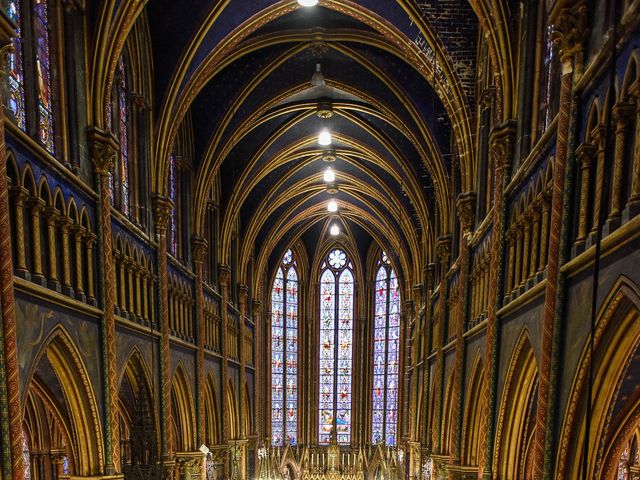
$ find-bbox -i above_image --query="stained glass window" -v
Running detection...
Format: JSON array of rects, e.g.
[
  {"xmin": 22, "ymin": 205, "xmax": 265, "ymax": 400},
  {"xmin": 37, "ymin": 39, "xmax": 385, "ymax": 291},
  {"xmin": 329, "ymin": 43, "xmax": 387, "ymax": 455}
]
[
  {"xmin": 7, "ymin": 1, "xmax": 25, "ymax": 129},
  {"xmin": 272, "ymin": 250, "xmax": 298, "ymax": 446},
  {"xmin": 21, "ymin": 430, "xmax": 31, "ymax": 480},
  {"xmin": 168, "ymin": 152, "xmax": 177, "ymax": 255},
  {"xmin": 319, "ymin": 249, "xmax": 354, "ymax": 445},
  {"xmin": 117, "ymin": 56, "xmax": 130, "ymax": 216},
  {"xmin": 371, "ymin": 255, "xmax": 400, "ymax": 446},
  {"xmin": 33, "ymin": 0, "xmax": 55, "ymax": 153}
]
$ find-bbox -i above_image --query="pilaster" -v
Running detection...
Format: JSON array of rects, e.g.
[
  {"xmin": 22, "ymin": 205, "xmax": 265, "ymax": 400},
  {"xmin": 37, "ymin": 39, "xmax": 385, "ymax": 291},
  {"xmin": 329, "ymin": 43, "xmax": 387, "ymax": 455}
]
[
  {"xmin": 533, "ymin": 2, "xmax": 586, "ymax": 477},
  {"xmin": 191, "ymin": 236, "xmax": 208, "ymax": 447},
  {"xmin": 88, "ymin": 127, "xmax": 120, "ymax": 475}
]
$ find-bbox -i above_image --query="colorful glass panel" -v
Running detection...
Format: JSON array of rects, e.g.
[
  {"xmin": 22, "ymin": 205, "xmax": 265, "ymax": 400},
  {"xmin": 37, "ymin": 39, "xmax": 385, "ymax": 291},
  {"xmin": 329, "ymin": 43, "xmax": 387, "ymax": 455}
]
[
  {"xmin": 7, "ymin": 1, "xmax": 25, "ymax": 129},
  {"xmin": 168, "ymin": 153, "xmax": 177, "ymax": 255},
  {"xmin": 371, "ymin": 263, "xmax": 401, "ymax": 446},
  {"xmin": 318, "ymin": 249, "xmax": 353, "ymax": 445},
  {"xmin": 318, "ymin": 268, "xmax": 335, "ymax": 444},
  {"xmin": 271, "ymin": 267, "xmax": 284, "ymax": 446},
  {"xmin": 271, "ymin": 253, "xmax": 298, "ymax": 446},
  {"xmin": 117, "ymin": 56, "xmax": 130, "ymax": 216},
  {"xmin": 34, "ymin": 0, "xmax": 54, "ymax": 153},
  {"xmin": 336, "ymin": 269, "xmax": 353, "ymax": 444}
]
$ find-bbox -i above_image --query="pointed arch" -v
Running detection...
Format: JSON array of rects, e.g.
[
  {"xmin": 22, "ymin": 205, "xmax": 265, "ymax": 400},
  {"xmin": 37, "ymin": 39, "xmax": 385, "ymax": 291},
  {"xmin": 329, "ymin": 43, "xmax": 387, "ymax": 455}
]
[
  {"xmin": 204, "ymin": 373, "xmax": 221, "ymax": 446},
  {"xmin": 494, "ymin": 329, "xmax": 538, "ymax": 479},
  {"xmin": 462, "ymin": 352, "xmax": 485, "ymax": 466},
  {"xmin": 557, "ymin": 276, "xmax": 640, "ymax": 479},
  {"xmin": 170, "ymin": 364, "xmax": 195, "ymax": 453},
  {"xmin": 24, "ymin": 326, "xmax": 104, "ymax": 475},
  {"xmin": 226, "ymin": 380, "xmax": 238, "ymax": 440}
]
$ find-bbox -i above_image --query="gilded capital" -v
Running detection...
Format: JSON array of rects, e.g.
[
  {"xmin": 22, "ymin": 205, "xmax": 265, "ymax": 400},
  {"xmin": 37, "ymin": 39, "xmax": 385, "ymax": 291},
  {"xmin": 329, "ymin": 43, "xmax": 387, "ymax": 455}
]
[
  {"xmin": 191, "ymin": 236, "xmax": 208, "ymax": 264},
  {"xmin": 252, "ymin": 299, "xmax": 262, "ymax": 318},
  {"xmin": 575, "ymin": 143, "xmax": 597, "ymax": 166},
  {"xmin": 489, "ymin": 123, "xmax": 515, "ymax": 173},
  {"xmin": 88, "ymin": 127, "xmax": 118, "ymax": 177},
  {"xmin": 218, "ymin": 264, "xmax": 231, "ymax": 287},
  {"xmin": 152, "ymin": 195, "xmax": 173, "ymax": 233},
  {"xmin": 550, "ymin": 1, "xmax": 587, "ymax": 66},
  {"xmin": 436, "ymin": 235, "xmax": 452, "ymax": 265},
  {"xmin": 456, "ymin": 191, "xmax": 477, "ymax": 233}
]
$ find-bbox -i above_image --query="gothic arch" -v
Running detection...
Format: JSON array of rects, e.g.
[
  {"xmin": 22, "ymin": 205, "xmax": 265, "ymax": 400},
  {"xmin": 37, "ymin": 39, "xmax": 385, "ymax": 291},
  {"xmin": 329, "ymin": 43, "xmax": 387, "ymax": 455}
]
[
  {"xmin": 494, "ymin": 329, "xmax": 538, "ymax": 479},
  {"xmin": 226, "ymin": 380, "xmax": 239, "ymax": 440},
  {"xmin": 170, "ymin": 364, "xmax": 195, "ymax": 453},
  {"xmin": 462, "ymin": 352, "xmax": 485, "ymax": 466},
  {"xmin": 557, "ymin": 276, "xmax": 640, "ymax": 479},
  {"xmin": 24, "ymin": 326, "xmax": 104, "ymax": 475},
  {"xmin": 204, "ymin": 373, "xmax": 221, "ymax": 446}
]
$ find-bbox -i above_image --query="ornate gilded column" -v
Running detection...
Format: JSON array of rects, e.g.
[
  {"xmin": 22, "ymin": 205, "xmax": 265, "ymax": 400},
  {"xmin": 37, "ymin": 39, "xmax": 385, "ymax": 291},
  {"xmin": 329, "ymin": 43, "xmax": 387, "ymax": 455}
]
[
  {"xmin": 238, "ymin": 284, "xmax": 248, "ymax": 440},
  {"xmin": 588, "ymin": 126, "xmax": 607, "ymax": 242},
  {"xmin": 45, "ymin": 207, "xmax": 59, "ymax": 288},
  {"xmin": 152, "ymin": 195, "xmax": 174, "ymax": 471},
  {"xmin": 573, "ymin": 143, "xmax": 596, "ymax": 250},
  {"xmin": 218, "ymin": 264, "xmax": 231, "ymax": 475},
  {"xmin": 85, "ymin": 232, "xmax": 96, "ymax": 304},
  {"xmin": 421, "ymin": 264, "xmax": 435, "ymax": 450},
  {"xmin": 10, "ymin": 185, "xmax": 27, "ymax": 277},
  {"xmin": 626, "ymin": 81, "xmax": 640, "ymax": 216},
  {"xmin": 88, "ymin": 127, "xmax": 120, "ymax": 474},
  {"xmin": 192, "ymin": 236, "xmax": 208, "ymax": 446},
  {"xmin": 449, "ymin": 192, "xmax": 475, "ymax": 468},
  {"xmin": 538, "ymin": 194, "xmax": 551, "ymax": 273},
  {"xmin": 529, "ymin": 208, "xmax": 541, "ymax": 282},
  {"xmin": 432, "ymin": 235, "xmax": 451, "ymax": 454},
  {"xmin": 480, "ymin": 122, "xmax": 514, "ymax": 480},
  {"xmin": 73, "ymin": 225, "xmax": 85, "ymax": 300},
  {"xmin": 29, "ymin": 196, "xmax": 45, "ymax": 284},
  {"xmin": 253, "ymin": 300, "xmax": 263, "ymax": 441},
  {"xmin": 606, "ymin": 102, "xmax": 634, "ymax": 230},
  {"xmin": 0, "ymin": 34, "xmax": 25, "ymax": 480},
  {"xmin": 533, "ymin": 3, "xmax": 586, "ymax": 477}
]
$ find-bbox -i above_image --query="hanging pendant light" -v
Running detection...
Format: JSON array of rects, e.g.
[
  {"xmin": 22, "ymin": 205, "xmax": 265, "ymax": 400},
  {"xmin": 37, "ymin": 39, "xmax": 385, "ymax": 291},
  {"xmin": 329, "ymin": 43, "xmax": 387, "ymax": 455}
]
[
  {"xmin": 327, "ymin": 200, "xmax": 338, "ymax": 212},
  {"xmin": 298, "ymin": 0, "xmax": 318, "ymax": 6},
  {"xmin": 311, "ymin": 63, "xmax": 325, "ymax": 87},
  {"xmin": 330, "ymin": 224, "xmax": 340, "ymax": 236},
  {"xmin": 323, "ymin": 168, "xmax": 336, "ymax": 183}
]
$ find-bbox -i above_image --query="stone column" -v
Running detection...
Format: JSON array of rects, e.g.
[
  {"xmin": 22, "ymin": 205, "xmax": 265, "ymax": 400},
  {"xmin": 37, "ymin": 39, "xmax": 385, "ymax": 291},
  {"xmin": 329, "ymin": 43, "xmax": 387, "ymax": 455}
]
[
  {"xmin": 573, "ymin": 143, "xmax": 596, "ymax": 251},
  {"xmin": 421, "ymin": 264, "xmax": 435, "ymax": 449},
  {"xmin": 88, "ymin": 127, "xmax": 120, "ymax": 474},
  {"xmin": 606, "ymin": 102, "xmax": 633, "ymax": 231},
  {"xmin": 45, "ymin": 207, "xmax": 59, "ymax": 289},
  {"xmin": 432, "ymin": 235, "xmax": 450, "ymax": 454},
  {"xmin": 481, "ymin": 122, "xmax": 514, "ymax": 480},
  {"xmin": 152, "ymin": 195, "xmax": 174, "ymax": 466},
  {"xmin": 218, "ymin": 264, "xmax": 231, "ymax": 476},
  {"xmin": 10, "ymin": 186, "xmax": 28, "ymax": 277},
  {"xmin": 0, "ymin": 36, "xmax": 25, "ymax": 480},
  {"xmin": 449, "ymin": 192, "xmax": 475, "ymax": 467},
  {"xmin": 29, "ymin": 196, "xmax": 45, "ymax": 284},
  {"xmin": 588, "ymin": 126, "xmax": 607, "ymax": 242},
  {"xmin": 192, "ymin": 236, "xmax": 208, "ymax": 447},
  {"xmin": 533, "ymin": 3, "xmax": 586, "ymax": 477},
  {"xmin": 253, "ymin": 300, "xmax": 263, "ymax": 441},
  {"xmin": 626, "ymin": 81, "xmax": 640, "ymax": 217},
  {"xmin": 238, "ymin": 284, "xmax": 248, "ymax": 440}
]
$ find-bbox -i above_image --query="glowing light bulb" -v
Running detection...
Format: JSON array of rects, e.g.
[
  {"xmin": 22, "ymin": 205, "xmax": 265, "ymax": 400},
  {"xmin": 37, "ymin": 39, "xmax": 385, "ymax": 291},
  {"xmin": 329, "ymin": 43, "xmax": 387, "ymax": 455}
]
[
  {"xmin": 330, "ymin": 225, "xmax": 340, "ymax": 236},
  {"xmin": 318, "ymin": 128, "xmax": 332, "ymax": 146},
  {"xmin": 323, "ymin": 168, "xmax": 336, "ymax": 183},
  {"xmin": 327, "ymin": 200, "xmax": 338, "ymax": 212},
  {"xmin": 298, "ymin": 0, "xmax": 318, "ymax": 6}
]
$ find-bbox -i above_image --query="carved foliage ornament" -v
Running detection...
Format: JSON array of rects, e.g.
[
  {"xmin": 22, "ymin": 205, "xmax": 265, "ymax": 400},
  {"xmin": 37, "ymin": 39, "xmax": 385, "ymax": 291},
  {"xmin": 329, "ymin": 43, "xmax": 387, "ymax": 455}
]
[{"xmin": 550, "ymin": 1, "xmax": 588, "ymax": 65}]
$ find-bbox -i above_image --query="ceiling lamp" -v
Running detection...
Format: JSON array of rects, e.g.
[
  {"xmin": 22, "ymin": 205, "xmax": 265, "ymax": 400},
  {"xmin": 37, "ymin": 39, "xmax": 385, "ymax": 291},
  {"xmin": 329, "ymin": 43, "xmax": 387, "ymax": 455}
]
[
  {"xmin": 327, "ymin": 200, "xmax": 338, "ymax": 212},
  {"xmin": 319, "ymin": 128, "xmax": 332, "ymax": 146},
  {"xmin": 330, "ymin": 224, "xmax": 340, "ymax": 236},
  {"xmin": 311, "ymin": 63, "xmax": 325, "ymax": 87},
  {"xmin": 298, "ymin": 0, "xmax": 318, "ymax": 6},
  {"xmin": 323, "ymin": 168, "xmax": 336, "ymax": 183}
]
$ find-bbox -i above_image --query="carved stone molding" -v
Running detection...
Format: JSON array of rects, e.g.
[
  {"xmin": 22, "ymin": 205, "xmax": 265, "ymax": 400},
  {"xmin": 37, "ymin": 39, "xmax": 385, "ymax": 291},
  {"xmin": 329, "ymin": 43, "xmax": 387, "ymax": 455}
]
[
  {"xmin": 88, "ymin": 127, "xmax": 118, "ymax": 177},
  {"xmin": 191, "ymin": 236, "xmax": 208, "ymax": 264},
  {"xmin": 218, "ymin": 264, "xmax": 231, "ymax": 288},
  {"xmin": 152, "ymin": 195, "xmax": 173, "ymax": 233},
  {"xmin": 489, "ymin": 123, "xmax": 516, "ymax": 173},
  {"xmin": 551, "ymin": 1, "xmax": 588, "ymax": 65},
  {"xmin": 456, "ymin": 192, "xmax": 477, "ymax": 233}
]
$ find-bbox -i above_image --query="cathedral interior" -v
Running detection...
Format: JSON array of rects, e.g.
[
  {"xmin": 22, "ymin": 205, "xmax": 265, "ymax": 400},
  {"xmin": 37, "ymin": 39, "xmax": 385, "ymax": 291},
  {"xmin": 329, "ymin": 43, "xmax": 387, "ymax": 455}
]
[{"xmin": 1, "ymin": 0, "xmax": 640, "ymax": 479}]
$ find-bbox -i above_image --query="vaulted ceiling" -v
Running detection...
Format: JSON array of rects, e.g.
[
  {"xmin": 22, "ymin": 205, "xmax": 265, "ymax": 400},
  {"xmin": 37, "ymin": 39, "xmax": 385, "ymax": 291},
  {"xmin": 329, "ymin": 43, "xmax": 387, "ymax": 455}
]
[{"xmin": 91, "ymin": 0, "xmax": 504, "ymax": 290}]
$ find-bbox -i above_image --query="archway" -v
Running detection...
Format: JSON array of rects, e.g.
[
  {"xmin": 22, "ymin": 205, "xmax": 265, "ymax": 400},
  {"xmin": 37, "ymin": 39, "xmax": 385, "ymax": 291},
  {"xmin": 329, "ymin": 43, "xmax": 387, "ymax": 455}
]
[
  {"xmin": 557, "ymin": 277, "xmax": 640, "ymax": 479},
  {"xmin": 23, "ymin": 327, "xmax": 104, "ymax": 476},
  {"xmin": 494, "ymin": 330, "xmax": 538, "ymax": 479},
  {"xmin": 170, "ymin": 365, "xmax": 195, "ymax": 453}
]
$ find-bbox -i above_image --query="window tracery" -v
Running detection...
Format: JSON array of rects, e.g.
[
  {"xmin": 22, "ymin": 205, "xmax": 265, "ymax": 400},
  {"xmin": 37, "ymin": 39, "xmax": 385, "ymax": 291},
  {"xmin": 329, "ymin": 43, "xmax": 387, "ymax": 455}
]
[
  {"xmin": 272, "ymin": 249, "xmax": 298, "ymax": 446},
  {"xmin": 371, "ymin": 253, "xmax": 400, "ymax": 446},
  {"xmin": 319, "ymin": 248, "xmax": 354, "ymax": 445}
]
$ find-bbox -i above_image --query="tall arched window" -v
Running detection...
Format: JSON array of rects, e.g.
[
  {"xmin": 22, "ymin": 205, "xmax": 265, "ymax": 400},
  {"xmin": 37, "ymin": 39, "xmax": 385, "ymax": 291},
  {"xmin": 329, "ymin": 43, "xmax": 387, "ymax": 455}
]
[
  {"xmin": 319, "ymin": 248, "xmax": 354, "ymax": 445},
  {"xmin": 109, "ymin": 54, "xmax": 132, "ymax": 215},
  {"xmin": 33, "ymin": 0, "xmax": 55, "ymax": 153},
  {"xmin": 371, "ymin": 253, "xmax": 400, "ymax": 445},
  {"xmin": 7, "ymin": 0, "xmax": 26, "ymax": 130},
  {"xmin": 271, "ymin": 249, "xmax": 298, "ymax": 446}
]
